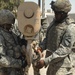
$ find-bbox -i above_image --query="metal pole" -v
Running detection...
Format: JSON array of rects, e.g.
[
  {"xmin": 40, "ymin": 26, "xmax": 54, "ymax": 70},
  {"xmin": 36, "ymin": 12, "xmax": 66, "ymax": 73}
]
[
  {"xmin": 38, "ymin": 0, "xmax": 41, "ymax": 7},
  {"xmin": 42, "ymin": 0, "xmax": 45, "ymax": 18}
]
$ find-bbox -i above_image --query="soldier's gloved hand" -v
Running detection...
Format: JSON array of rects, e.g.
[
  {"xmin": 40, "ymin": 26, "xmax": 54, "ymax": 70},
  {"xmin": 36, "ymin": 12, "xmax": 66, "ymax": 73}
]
[
  {"xmin": 21, "ymin": 56, "xmax": 28, "ymax": 68},
  {"xmin": 36, "ymin": 60, "xmax": 45, "ymax": 69},
  {"xmin": 22, "ymin": 59, "xmax": 28, "ymax": 68}
]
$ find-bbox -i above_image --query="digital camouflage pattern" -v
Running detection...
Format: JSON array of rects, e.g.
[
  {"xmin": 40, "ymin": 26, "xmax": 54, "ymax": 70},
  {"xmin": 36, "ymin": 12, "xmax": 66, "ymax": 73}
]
[
  {"xmin": 51, "ymin": 0, "xmax": 71, "ymax": 13},
  {"xmin": 39, "ymin": 16, "xmax": 75, "ymax": 75},
  {"xmin": 0, "ymin": 27, "xmax": 25, "ymax": 75},
  {"xmin": 0, "ymin": 9, "xmax": 15, "ymax": 25},
  {"xmin": 0, "ymin": 9, "xmax": 25, "ymax": 75},
  {"xmin": 30, "ymin": 17, "xmax": 48, "ymax": 75},
  {"xmin": 31, "ymin": 38, "xmax": 41, "ymax": 75}
]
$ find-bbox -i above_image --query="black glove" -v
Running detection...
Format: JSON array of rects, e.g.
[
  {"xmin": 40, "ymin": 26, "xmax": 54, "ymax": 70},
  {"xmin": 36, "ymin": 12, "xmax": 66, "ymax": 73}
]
[{"xmin": 21, "ymin": 56, "xmax": 28, "ymax": 68}]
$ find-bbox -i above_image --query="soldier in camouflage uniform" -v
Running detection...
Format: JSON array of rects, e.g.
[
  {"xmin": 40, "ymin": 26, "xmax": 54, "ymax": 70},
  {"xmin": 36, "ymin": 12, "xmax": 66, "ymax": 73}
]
[
  {"xmin": 36, "ymin": 0, "xmax": 75, "ymax": 75},
  {"xmin": 31, "ymin": 17, "xmax": 49, "ymax": 75},
  {"xmin": 39, "ymin": 17, "xmax": 49, "ymax": 43},
  {"xmin": 31, "ymin": 40, "xmax": 40, "ymax": 75},
  {"xmin": 0, "ymin": 9, "xmax": 27, "ymax": 75}
]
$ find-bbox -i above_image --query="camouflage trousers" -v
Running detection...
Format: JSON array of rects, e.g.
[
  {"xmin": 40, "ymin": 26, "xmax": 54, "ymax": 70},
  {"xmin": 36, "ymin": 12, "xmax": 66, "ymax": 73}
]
[
  {"xmin": 47, "ymin": 64, "xmax": 75, "ymax": 75},
  {"xmin": 0, "ymin": 67, "xmax": 24, "ymax": 75}
]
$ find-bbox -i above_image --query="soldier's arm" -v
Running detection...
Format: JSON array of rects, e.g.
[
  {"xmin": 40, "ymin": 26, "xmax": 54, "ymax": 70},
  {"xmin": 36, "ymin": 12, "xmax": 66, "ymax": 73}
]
[
  {"xmin": 44, "ymin": 24, "xmax": 75, "ymax": 66},
  {"xmin": 39, "ymin": 24, "xmax": 51, "ymax": 51},
  {"xmin": 39, "ymin": 38, "xmax": 47, "ymax": 51},
  {"xmin": 0, "ymin": 35, "xmax": 22, "ymax": 68}
]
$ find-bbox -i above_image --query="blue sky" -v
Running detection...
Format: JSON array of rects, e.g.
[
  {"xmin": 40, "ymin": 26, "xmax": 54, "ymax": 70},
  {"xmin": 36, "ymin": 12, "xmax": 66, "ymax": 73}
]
[{"xmin": 24, "ymin": 0, "xmax": 75, "ymax": 13}]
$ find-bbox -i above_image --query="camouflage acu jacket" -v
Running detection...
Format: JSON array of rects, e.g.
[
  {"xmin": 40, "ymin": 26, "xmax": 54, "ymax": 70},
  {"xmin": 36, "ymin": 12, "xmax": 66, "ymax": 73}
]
[
  {"xmin": 40, "ymin": 16, "xmax": 75, "ymax": 68},
  {"xmin": 0, "ymin": 27, "xmax": 25, "ymax": 68}
]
